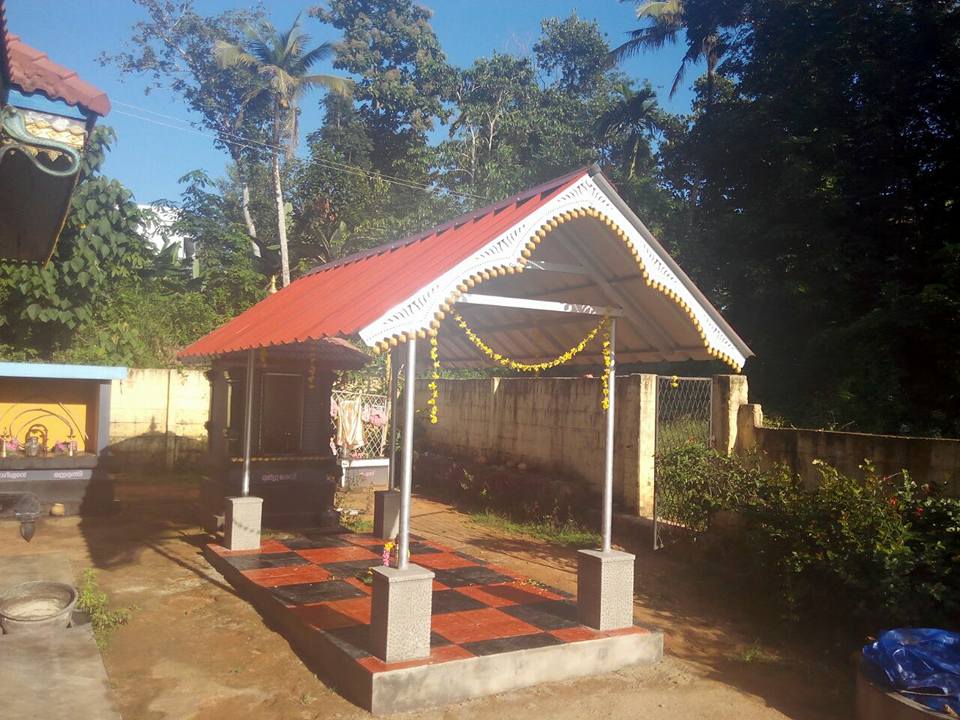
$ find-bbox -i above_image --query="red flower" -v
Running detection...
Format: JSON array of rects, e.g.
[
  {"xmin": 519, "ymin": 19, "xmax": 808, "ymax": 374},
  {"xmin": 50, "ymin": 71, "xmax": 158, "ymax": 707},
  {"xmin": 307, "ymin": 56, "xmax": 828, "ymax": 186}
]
[
  {"xmin": 888, "ymin": 497, "xmax": 898, "ymax": 508},
  {"xmin": 915, "ymin": 507, "xmax": 924, "ymax": 518}
]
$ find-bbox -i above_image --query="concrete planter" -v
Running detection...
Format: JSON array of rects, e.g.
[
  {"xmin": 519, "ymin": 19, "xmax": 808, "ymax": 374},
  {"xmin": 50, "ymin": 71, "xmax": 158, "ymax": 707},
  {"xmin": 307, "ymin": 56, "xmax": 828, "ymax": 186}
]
[
  {"xmin": 340, "ymin": 457, "xmax": 389, "ymax": 488},
  {"xmin": 0, "ymin": 581, "xmax": 78, "ymax": 635}
]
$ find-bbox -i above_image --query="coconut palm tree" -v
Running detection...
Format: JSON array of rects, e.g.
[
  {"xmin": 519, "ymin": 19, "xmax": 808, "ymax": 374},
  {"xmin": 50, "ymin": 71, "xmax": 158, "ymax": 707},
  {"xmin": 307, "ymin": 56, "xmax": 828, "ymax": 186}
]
[
  {"xmin": 214, "ymin": 15, "xmax": 350, "ymax": 287},
  {"xmin": 610, "ymin": 1, "xmax": 720, "ymax": 102},
  {"xmin": 595, "ymin": 85, "xmax": 663, "ymax": 179}
]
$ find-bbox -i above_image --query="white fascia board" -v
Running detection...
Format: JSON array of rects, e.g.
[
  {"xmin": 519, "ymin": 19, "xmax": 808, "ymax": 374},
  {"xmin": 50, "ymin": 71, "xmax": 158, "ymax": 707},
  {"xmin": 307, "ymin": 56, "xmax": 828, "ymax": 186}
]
[{"xmin": 358, "ymin": 174, "xmax": 747, "ymax": 370}]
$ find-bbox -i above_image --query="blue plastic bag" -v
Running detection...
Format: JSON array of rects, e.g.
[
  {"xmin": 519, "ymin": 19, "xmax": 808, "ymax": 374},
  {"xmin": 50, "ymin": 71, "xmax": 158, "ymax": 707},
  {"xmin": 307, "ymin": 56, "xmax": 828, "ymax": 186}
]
[{"xmin": 862, "ymin": 628, "xmax": 960, "ymax": 715}]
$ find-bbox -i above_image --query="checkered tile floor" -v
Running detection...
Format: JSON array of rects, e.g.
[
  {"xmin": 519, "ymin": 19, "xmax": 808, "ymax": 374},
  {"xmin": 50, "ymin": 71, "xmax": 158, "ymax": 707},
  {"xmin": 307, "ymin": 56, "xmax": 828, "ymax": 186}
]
[{"xmin": 206, "ymin": 531, "xmax": 647, "ymax": 674}]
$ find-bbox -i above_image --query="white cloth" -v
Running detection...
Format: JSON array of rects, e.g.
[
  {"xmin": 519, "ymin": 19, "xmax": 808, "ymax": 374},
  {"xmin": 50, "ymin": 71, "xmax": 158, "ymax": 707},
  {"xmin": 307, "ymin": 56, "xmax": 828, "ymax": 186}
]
[{"xmin": 336, "ymin": 399, "xmax": 365, "ymax": 451}]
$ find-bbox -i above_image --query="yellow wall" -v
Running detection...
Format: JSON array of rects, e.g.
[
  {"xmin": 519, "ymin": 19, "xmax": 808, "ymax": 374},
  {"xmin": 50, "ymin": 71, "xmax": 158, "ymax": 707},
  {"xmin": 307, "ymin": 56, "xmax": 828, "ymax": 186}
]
[{"xmin": 0, "ymin": 378, "xmax": 95, "ymax": 452}]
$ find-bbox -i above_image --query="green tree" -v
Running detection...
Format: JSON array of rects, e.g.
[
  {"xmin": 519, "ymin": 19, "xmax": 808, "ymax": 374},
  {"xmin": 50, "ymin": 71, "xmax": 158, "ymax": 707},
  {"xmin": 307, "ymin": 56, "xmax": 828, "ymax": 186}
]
[
  {"xmin": 657, "ymin": 0, "xmax": 960, "ymax": 435},
  {"xmin": 214, "ymin": 15, "xmax": 350, "ymax": 287},
  {"xmin": 310, "ymin": 0, "xmax": 451, "ymax": 179},
  {"xmin": 102, "ymin": 0, "xmax": 272, "ymax": 257}
]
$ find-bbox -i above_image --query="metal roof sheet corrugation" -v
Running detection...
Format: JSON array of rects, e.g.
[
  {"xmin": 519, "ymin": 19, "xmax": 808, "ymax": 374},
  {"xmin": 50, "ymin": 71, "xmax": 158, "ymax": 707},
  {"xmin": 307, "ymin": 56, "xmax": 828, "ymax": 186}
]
[
  {"xmin": 179, "ymin": 170, "xmax": 589, "ymax": 359},
  {"xmin": 0, "ymin": 13, "xmax": 110, "ymax": 117}
]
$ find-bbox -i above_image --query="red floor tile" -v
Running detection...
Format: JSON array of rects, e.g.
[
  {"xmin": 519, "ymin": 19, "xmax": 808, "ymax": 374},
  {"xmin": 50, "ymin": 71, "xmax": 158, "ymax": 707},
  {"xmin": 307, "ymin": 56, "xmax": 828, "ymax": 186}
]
[
  {"xmin": 410, "ymin": 552, "xmax": 476, "ymax": 570},
  {"xmin": 456, "ymin": 582, "xmax": 561, "ymax": 608},
  {"xmin": 243, "ymin": 565, "xmax": 332, "ymax": 587},
  {"xmin": 343, "ymin": 576, "xmax": 374, "ymax": 595},
  {"xmin": 431, "ymin": 608, "xmax": 540, "ymax": 645},
  {"xmin": 432, "ymin": 579, "xmax": 448, "ymax": 591},
  {"xmin": 357, "ymin": 643, "xmax": 475, "ymax": 674},
  {"xmin": 291, "ymin": 602, "xmax": 365, "ymax": 631},
  {"xmin": 295, "ymin": 546, "xmax": 379, "ymax": 564},
  {"xmin": 550, "ymin": 626, "xmax": 601, "ymax": 643},
  {"xmin": 322, "ymin": 596, "xmax": 372, "ymax": 624}
]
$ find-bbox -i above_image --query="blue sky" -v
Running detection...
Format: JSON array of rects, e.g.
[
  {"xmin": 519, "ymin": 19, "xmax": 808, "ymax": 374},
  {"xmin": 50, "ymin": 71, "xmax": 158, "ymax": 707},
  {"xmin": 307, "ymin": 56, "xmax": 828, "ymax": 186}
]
[{"xmin": 6, "ymin": 0, "xmax": 696, "ymax": 203}]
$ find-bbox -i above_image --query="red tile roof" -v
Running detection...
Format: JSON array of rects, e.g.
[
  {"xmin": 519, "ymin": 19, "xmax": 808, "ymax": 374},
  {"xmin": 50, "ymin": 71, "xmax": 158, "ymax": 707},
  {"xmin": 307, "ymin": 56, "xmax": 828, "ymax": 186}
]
[
  {"xmin": 0, "ymin": 2, "xmax": 110, "ymax": 117},
  {"xmin": 179, "ymin": 169, "xmax": 590, "ymax": 360}
]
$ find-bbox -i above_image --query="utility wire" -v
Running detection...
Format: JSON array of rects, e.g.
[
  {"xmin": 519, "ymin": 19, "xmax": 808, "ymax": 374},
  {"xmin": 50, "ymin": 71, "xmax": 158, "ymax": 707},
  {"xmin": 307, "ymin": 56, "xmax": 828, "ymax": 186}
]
[{"xmin": 112, "ymin": 101, "xmax": 490, "ymax": 203}]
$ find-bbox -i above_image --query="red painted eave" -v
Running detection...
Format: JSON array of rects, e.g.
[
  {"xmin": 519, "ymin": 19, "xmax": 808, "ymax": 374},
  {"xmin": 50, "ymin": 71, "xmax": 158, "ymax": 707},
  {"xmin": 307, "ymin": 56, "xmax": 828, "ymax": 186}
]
[{"xmin": 178, "ymin": 169, "xmax": 591, "ymax": 360}]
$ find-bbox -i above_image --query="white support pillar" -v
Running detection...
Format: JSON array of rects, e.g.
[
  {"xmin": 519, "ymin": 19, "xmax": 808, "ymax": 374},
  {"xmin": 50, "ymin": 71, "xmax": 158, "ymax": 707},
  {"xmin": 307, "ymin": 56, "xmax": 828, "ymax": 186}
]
[
  {"xmin": 226, "ymin": 348, "xmax": 262, "ymax": 551},
  {"xmin": 370, "ymin": 338, "xmax": 433, "ymax": 662},
  {"xmin": 602, "ymin": 318, "xmax": 616, "ymax": 552},
  {"xmin": 578, "ymin": 317, "xmax": 635, "ymax": 630},
  {"xmin": 398, "ymin": 339, "xmax": 416, "ymax": 569},
  {"xmin": 241, "ymin": 348, "xmax": 255, "ymax": 497},
  {"xmin": 387, "ymin": 349, "xmax": 400, "ymax": 491}
]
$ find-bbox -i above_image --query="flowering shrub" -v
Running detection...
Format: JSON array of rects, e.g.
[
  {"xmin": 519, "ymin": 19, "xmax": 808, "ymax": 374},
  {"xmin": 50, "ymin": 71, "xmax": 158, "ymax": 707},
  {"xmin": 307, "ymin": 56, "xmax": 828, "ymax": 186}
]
[{"xmin": 655, "ymin": 445, "xmax": 960, "ymax": 634}]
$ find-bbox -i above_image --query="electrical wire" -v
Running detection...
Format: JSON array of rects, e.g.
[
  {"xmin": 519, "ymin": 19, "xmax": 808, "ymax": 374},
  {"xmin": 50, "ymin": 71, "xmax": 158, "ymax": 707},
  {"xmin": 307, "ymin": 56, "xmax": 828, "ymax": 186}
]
[{"xmin": 111, "ymin": 100, "xmax": 490, "ymax": 203}]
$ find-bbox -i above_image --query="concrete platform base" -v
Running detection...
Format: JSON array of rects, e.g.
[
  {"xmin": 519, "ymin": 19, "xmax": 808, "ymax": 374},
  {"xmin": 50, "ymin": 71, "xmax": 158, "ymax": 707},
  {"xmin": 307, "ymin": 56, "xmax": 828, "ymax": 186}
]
[
  {"xmin": 370, "ymin": 564, "xmax": 434, "ymax": 662},
  {"xmin": 373, "ymin": 489, "xmax": 400, "ymax": 540},
  {"xmin": 224, "ymin": 495, "xmax": 262, "ymax": 551},
  {"xmin": 371, "ymin": 627, "xmax": 661, "ymax": 714},
  {"xmin": 204, "ymin": 534, "xmax": 662, "ymax": 715},
  {"xmin": 577, "ymin": 549, "xmax": 636, "ymax": 630}
]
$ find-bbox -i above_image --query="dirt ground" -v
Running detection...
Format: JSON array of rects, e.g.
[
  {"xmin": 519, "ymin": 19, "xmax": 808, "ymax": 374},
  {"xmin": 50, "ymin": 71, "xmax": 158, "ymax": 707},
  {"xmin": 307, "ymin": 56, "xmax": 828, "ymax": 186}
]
[{"xmin": 0, "ymin": 480, "xmax": 853, "ymax": 720}]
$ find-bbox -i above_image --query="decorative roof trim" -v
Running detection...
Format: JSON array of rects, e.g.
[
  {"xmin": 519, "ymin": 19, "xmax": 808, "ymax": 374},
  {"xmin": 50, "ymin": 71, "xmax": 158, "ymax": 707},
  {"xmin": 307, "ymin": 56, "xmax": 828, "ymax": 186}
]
[{"xmin": 358, "ymin": 173, "xmax": 750, "ymax": 371}]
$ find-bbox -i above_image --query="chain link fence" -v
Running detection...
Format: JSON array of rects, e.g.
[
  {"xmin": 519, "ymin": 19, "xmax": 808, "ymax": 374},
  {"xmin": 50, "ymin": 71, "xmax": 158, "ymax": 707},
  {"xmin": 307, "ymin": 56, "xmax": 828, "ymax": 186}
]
[
  {"xmin": 653, "ymin": 376, "xmax": 712, "ymax": 549},
  {"xmin": 331, "ymin": 390, "xmax": 390, "ymax": 460}
]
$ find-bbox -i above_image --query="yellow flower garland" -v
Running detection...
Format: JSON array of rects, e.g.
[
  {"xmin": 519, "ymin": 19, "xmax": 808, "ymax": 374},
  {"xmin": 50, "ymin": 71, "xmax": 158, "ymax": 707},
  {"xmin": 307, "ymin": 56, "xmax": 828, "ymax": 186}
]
[
  {"xmin": 453, "ymin": 312, "xmax": 609, "ymax": 373},
  {"xmin": 428, "ymin": 334, "xmax": 440, "ymax": 424},
  {"xmin": 600, "ymin": 325, "xmax": 612, "ymax": 410}
]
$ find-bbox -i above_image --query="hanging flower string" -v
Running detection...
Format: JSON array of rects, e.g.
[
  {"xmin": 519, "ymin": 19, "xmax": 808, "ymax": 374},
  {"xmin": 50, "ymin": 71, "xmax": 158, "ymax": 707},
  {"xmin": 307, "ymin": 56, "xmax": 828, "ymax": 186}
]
[
  {"xmin": 453, "ymin": 313, "xmax": 609, "ymax": 373},
  {"xmin": 600, "ymin": 322, "xmax": 612, "ymax": 410},
  {"xmin": 428, "ymin": 334, "xmax": 440, "ymax": 424}
]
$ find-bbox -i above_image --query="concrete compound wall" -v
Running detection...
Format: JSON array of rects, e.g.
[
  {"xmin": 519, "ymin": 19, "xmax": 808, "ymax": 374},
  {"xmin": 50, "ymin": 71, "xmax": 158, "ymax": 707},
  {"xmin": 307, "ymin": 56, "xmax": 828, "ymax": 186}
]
[
  {"xmin": 414, "ymin": 375, "xmax": 657, "ymax": 516},
  {"xmin": 736, "ymin": 403, "xmax": 960, "ymax": 496},
  {"xmin": 107, "ymin": 368, "xmax": 210, "ymax": 469}
]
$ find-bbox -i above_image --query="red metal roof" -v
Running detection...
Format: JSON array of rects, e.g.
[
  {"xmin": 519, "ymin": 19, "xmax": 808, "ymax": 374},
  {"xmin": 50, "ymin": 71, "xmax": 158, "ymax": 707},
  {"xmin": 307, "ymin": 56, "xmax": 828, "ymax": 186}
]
[
  {"xmin": 0, "ymin": 2, "xmax": 110, "ymax": 117},
  {"xmin": 179, "ymin": 169, "xmax": 590, "ymax": 360}
]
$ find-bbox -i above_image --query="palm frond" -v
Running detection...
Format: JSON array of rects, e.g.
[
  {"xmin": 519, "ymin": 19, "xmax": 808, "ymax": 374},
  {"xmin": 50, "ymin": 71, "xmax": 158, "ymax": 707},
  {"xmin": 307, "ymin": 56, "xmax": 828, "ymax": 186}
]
[
  {"xmin": 292, "ymin": 42, "xmax": 336, "ymax": 74},
  {"xmin": 213, "ymin": 40, "xmax": 258, "ymax": 69},
  {"xmin": 301, "ymin": 73, "xmax": 352, "ymax": 97},
  {"xmin": 636, "ymin": 0, "xmax": 682, "ymax": 21}
]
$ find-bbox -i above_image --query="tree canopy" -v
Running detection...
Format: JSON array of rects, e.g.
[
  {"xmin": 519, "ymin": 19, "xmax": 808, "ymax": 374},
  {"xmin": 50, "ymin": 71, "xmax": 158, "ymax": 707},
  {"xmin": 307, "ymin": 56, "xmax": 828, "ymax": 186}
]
[{"xmin": 3, "ymin": 0, "xmax": 957, "ymax": 438}]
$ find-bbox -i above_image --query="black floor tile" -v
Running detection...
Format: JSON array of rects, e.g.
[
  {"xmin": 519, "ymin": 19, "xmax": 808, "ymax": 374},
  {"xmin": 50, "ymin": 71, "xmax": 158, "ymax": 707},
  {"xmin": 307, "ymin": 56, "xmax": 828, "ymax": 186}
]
[
  {"xmin": 409, "ymin": 541, "xmax": 442, "ymax": 554},
  {"xmin": 430, "ymin": 631, "xmax": 452, "ymax": 647},
  {"xmin": 324, "ymin": 624, "xmax": 371, "ymax": 659},
  {"xmin": 270, "ymin": 580, "xmax": 366, "ymax": 605},
  {"xmin": 500, "ymin": 601, "xmax": 580, "ymax": 630},
  {"xmin": 462, "ymin": 632, "xmax": 562, "ymax": 656},
  {"xmin": 223, "ymin": 552, "xmax": 311, "ymax": 571},
  {"xmin": 432, "ymin": 566, "xmax": 514, "ymax": 589},
  {"xmin": 282, "ymin": 535, "xmax": 351, "ymax": 549},
  {"xmin": 431, "ymin": 589, "xmax": 487, "ymax": 615},
  {"xmin": 323, "ymin": 559, "xmax": 384, "ymax": 577},
  {"xmin": 453, "ymin": 550, "xmax": 486, "ymax": 564}
]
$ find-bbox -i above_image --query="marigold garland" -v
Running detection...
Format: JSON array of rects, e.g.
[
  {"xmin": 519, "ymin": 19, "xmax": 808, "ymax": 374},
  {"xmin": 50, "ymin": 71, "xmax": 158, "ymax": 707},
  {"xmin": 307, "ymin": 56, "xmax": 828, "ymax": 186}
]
[
  {"xmin": 427, "ymin": 334, "xmax": 440, "ymax": 424},
  {"xmin": 600, "ymin": 324, "xmax": 612, "ymax": 410},
  {"xmin": 453, "ymin": 312, "xmax": 609, "ymax": 374}
]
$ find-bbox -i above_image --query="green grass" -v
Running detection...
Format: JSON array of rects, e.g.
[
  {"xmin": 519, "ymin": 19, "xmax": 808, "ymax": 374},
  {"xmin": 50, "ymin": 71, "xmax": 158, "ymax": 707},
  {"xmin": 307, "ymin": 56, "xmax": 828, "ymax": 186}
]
[
  {"xmin": 469, "ymin": 511, "xmax": 600, "ymax": 548},
  {"xmin": 734, "ymin": 641, "xmax": 782, "ymax": 664},
  {"xmin": 76, "ymin": 569, "xmax": 130, "ymax": 649},
  {"xmin": 341, "ymin": 515, "xmax": 373, "ymax": 533}
]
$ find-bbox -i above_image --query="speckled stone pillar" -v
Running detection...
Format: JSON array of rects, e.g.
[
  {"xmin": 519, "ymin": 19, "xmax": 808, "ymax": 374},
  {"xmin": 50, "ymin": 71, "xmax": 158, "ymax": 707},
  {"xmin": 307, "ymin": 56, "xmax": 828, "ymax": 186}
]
[
  {"xmin": 224, "ymin": 496, "xmax": 262, "ymax": 551},
  {"xmin": 577, "ymin": 549, "xmax": 635, "ymax": 630},
  {"xmin": 370, "ymin": 564, "xmax": 434, "ymax": 662},
  {"xmin": 373, "ymin": 489, "xmax": 401, "ymax": 540}
]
